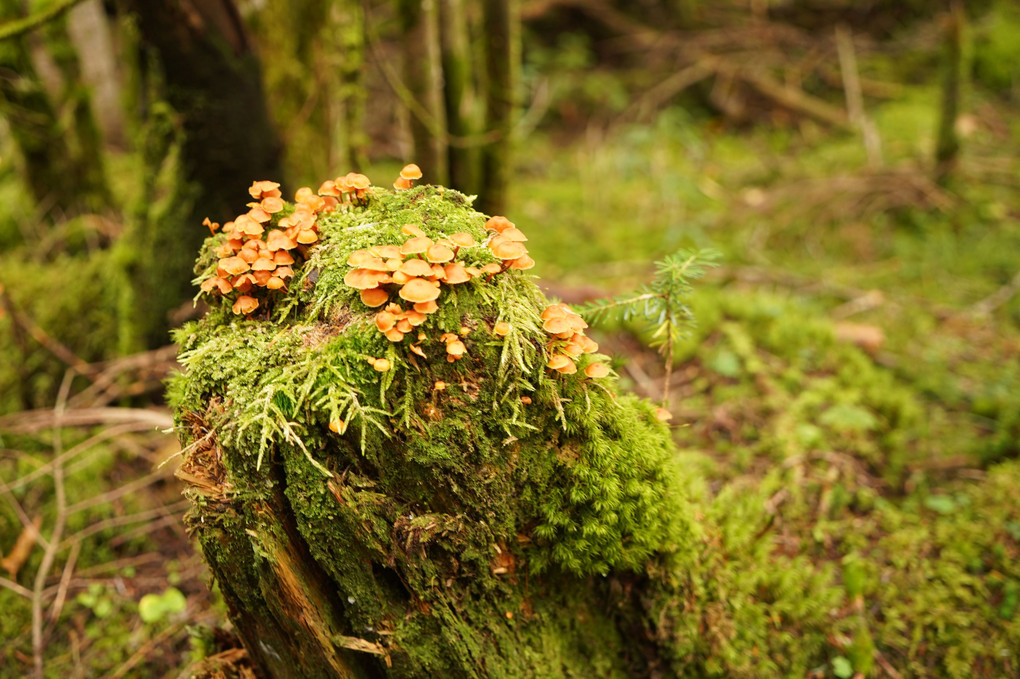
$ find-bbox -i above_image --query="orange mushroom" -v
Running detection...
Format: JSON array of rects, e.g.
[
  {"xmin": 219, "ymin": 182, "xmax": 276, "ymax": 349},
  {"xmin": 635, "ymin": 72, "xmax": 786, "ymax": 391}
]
[
  {"xmin": 344, "ymin": 269, "xmax": 386, "ymax": 290},
  {"xmin": 261, "ymin": 196, "xmax": 285, "ymax": 213},
  {"xmin": 394, "ymin": 177, "xmax": 413, "ymax": 191},
  {"xmin": 360, "ymin": 288, "xmax": 390, "ymax": 307},
  {"xmin": 443, "ymin": 262, "xmax": 472, "ymax": 284},
  {"xmin": 400, "ymin": 163, "xmax": 423, "ymax": 181},
  {"xmin": 547, "ymin": 354, "xmax": 574, "ymax": 372},
  {"xmin": 426, "ymin": 243, "xmax": 455, "ymax": 263},
  {"xmin": 508, "ymin": 255, "xmax": 535, "ymax": 270},
  {"xmin": 220, "ymin": 256, "xmax": 250, "ymax": 276},
  {"xmin": 491, "ymin": 240, "xmax": 527, "ymax": 261},
  {"xmin": 493, "ymin": 321, "xmax": 510, "ymax": 337},
  {"xmin": 399, "ymin": 278, "xmax": 441, "ymax": 303},
  {"xmin": 484, "ymin": 216, "xmax": 513, "ymax": 233},
  {"xmin": 373, "ymin": 358, "xmax": 391, "ymax": 372},
  {"xmin": 399, "ymin": 258, "xmax": 434, "ymax": 278},
  {"xmin": 449, "ymin": 232, "xmax": 475, "ymax": 248},
  {"xmin": 232, "ymin": 295, "xmax": 259, "ymax": 315},
  {"xmin": 400, "ymin": 236, "xmax": 433, "ymax": 256},
  {"xmin": 266, "ymin": 276, "xmax": 286, "ymax": 290},
  {"xmin": 584, "ymin": 363, "xmax": 610, "ymax": 378},
  {"xmin": 414, "ymin": 300, "xmax": 439, "ymax": 314}
]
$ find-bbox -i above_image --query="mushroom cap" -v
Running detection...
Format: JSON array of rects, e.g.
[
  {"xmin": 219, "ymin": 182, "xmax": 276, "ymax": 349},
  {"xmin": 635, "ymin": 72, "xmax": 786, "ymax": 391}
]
[
  {"xmin": 273, "ymin": 249, "xmax": 296, "ymax": 265},
  {"xmin": 508, "ymin": 254, "xmax": 535, "ymax": 270},
  {"xmin": 348, "ymin": 251, "xmax": 388, "ymax": 271},
  {"xmin": 404, "ymin": 310, "xmax": 427, "ymax": 326},
  {"xmin": 400, "ymin": 163, "xmax": 423, "ymax": 180},
  {"xmin": 493, "ymin": 321, "xmax": 510, "ymax": 336},
  {"xmin": 261, "ymin": 196, "xmax": 285, "ymax": 213},
  {"xmin": 252, "ymin": 256, "xmax": 276, "ymax": 271},
  {"xmin": 555, "ymin": 360, "xmax": 577, "ymax": 374},
  {"xmin": 235, "ymin": 214, "xmax": 264, "ymax": 237},
  {"xmin": 547, "ymin": 354, "xmax": 573, "ymax": 371},
  {"xmin": 249, "ymin": 180, "xmax": 281, "ymax": 199},
  {"xmin": 491, "ymin": 240, "xmax": 527, "ymax": 261},
  {"xmin": 232, "ymin": 295, "xmax": 259, "ymax": 315},
  {"xmin": 484, "ymin": 216, "xmax": 513, "ymax": 233},
  {"xmin": 300, "ymin": 194, "xmax": 326, "ymax": 212},
  {"xmin": 371, "ymin": 245, "xmax": 402, "ymax": 260},
  {"xmin": 318, "ymin": 180, "xmax": 340, "ymax": 197},
  {"xmin": 360, "ymin": 287, "xmax": 390, "ymax": 308},
  {"xmin": 414, "ymin": 300, "xmax": 439, "ymax": 314},
  {"xmin": 439, "ymin": 332, "xmax": 459, "ymax": 343},
  {"xmin": 344, "ymin": 268, "xmax": 386, "ymax": 290},
  {"xmin": 329, "ymin": 419, "xmax": 346, "ymax": 434},
  {"xmin": 201, "ymin": 276, "xmax": 231, "ymax": 294},
  {"xmin": 426, "ymin": 243, "xmax": 455, "ymax": 263},
  {"xmin": 401, "ymin": 223, "xmax": 426, "ymax": 237},
  {"xmin": 384, "ymin": 328, "xmax": 405, "ymax": 342},
  {"xmin": 220, "ymin": 256, "xmax": 250, "ymax": 276},
  {"xmin": 400, "ymin": 236, "xmax": 433, "ymax": 255},
  {"xmin": 446, "ymin": 340, "xmax": 467, "ymax": 357},
  {"xmin": 394, "ymin": 177, "xmax": 413, "ymax": 191},
  {"xmin": 375, "ymin": 311, "xmax": 397, "ymax": 332},
  {"xmin": 449, "ymin": 232, "xmax": 475, "ymax": 247},
  {"xmin": 500, "ymin": 227, "xmax": 528, "ymax": 242},
  {"xmin": 443, "ymin": 262, "xmax": 472, "ymax": 284},
  {"xmin": 654, "ymin": 407, "xmax": 673, "ymax": 422},
  {"xmin": 252, "ymin": 270, "xmax": 274, "ymax": 286},
  {"xmin": 266, "ymin": 276, "xmax": 286, "ymax": 290},
  {"xmin": 584, "ymin": 362, "xmax": 610, "ymax": 378},
  {"xmin": 232, "ymin": 273, "xmax": 256, "ymax": 293},
  {"xmin": 434, "ymin": 381, "xmax": 446, "ymax": 391},
  {"xmin": 399, "ymin": 277, "xmax": 441, "ymax": 303},
  {"xmin": 347, "ymin": 173, "xmax": 371, "ymax": 190},
  {"xmin": 399, "ymin": 258, "xmax": 434, "ymax": 278},
  {"xmin": 267, "ymin": 229, "xmax": 297, "ymax": 252},
  {"xmin": 481, "ymin": 262, "xmax": 502, "ymax": 275},
  {"xmin": 275, "ymin": 266, "xmax": 295, "ymax": 279},
  {"xmin": 543, "ymin": 316, "xmax": 574, "ymax": 335},
  {"xmin": 373, "ymin": 358, "xmax": 392, "ymax": 372},
  {"xmin": 396, "ymin": 318, "xmax": 412, "ymax": 334},
  {"xmin": 248, "ymin": 206, "xmax": 272, "ymax": 223},
  {"xmin": 295, "ymin": 187, "xmax": 314, "ymax": 202},
  {"xmin": 410, "ymin": 344, "xmax": 427, "ymax": 358},
  {"xmin": 216, "ymin": 243, "xmax": 236, "ymax": 258},
  {"xmin": 296, "ymin": 228, "xmax": 319, "ymax": 244}
]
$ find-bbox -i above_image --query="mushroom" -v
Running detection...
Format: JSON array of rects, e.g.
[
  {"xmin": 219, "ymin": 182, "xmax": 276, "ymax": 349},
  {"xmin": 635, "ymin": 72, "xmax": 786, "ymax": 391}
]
[
  {"xmin": 252, "ymin": 256, "xmax": 276, "ymax": 271},
  {"xmin": 400, "ymin": 163, "xmax": 423, "ymax": 181},
  {"xmin": 344, "ymin": 269, "xmax": 386, "ymax": 290},
  {"xmin": 266, "ymin": 276, "xmax": 286, "ymax": 290},
  {"xmin": 402, "ymin": 223, "xmax": 426, "ymax": 237},
  {"xmin": 493, "ymin": 321, "xmax": 510, "ymax": 337},
  {"xmin": 361, "ymin": 288, "xmax": 389, "ymax": 307},
  {"xmin": 547, "ymin": 354, "xmax": 574, "ymax": 372},
  {"xmin": 508, "ymin": 255, "xmax": 535, "ymax": 270},
  {"xmin": 348, "ymin": 251, "xmax": 388, "ymax": 271},
  {"xmin": 491, "ymin": 240, "xmax": 527, "ymax": 261},
  {"xmin": 249, "ymin": 180, "xmax": 281, "ymax": 199},
  {"xmin": 273, "ymin": 250, "xmax": 296, "ymax": 265},
  {"xmin": 400, "ymin": 236, "xmax": 433, "ymax": 256},
  {"xmin": 373, "ymin": 358, "xmax": 391, "ymax": 372},
  {"xmin": 399, "ymin": 258, "xmax": 434, "ymax": 278},
  {"xmin": 201, "ymin": 277, "xmax": 232, "ymax": 295},
  {"xmin": 443, "ymin": 262, "xmax": 472, "ymax": 284},
  {"xmin": 232, "ymin": 295, "xmax": 259, "ymax": 315},
  {"xmin": 394, "ymin": 177, "xmax": 413, "ymax": 191},
  {"xmin": 318, "ymin": 180, "xmax": 340, "ymax": 197},
  {"xmin": 329, "ymin": 419, "xmax": 347, "ymax": 434},
  {"xmin": 375, "ymin": 311, "xmax": 397, "ymax": 333},
  {"xmin": 261, "ymin": 196, "xmax": 285, "ymax": 213},
  {"xmin": 296, "ymin": 228, "xmax": 319, "ymax": 244},
  {"xmin": 446, "ymin": 339, "xmax": 467, "ymax": 359},
  {"xmin": 248, "ymin": 205, "xmax": 272, "ymax": 223},
  {"xmin": 414, "ymin": 300, "xmax": 439, "ymax": 314},
  {"xmin": 449, "ymin": 232, "xmax": 475, "ymax": 248},
  {"xmin": 384, "ymin": 328, "xmax": 405, "ymax": 342},
  {"xmin": 295, "ymin": 187, "xmax": 314, "ymax": 202},
  {"xmin": 220, "ymin": 256, "xmax": 250, "ymax": 276},
  {"xmin": 203, "ymin": 217, "xmax": 219, "ymax": 234},
  {"xmin": 410, "ymin": 344, "xmax": 427, "ymax": 358},
  {"xmin": 654, "ymin": 407, "xmax": 673, "ymax": 422},
  {"xmin": 399, "ymin": 278, "xmax": 441, "ymax": 304},
  {"xmin": 584, "ymin": 362, "xmax": 610, "ymax": 378},
  {"xmin": 484, "ymin": 216, "xmax": 513, "ymax": 233},
  {"xmin": 371, "ymin": 245, "xmax": 402, "ymax": 260},
  {"xmin": 267, "ymin": 229, "xmax": 297, "ymax": 252},
  {"xmin": 426, "ymin": 243, "xmax": 455, "ymax": 263}
]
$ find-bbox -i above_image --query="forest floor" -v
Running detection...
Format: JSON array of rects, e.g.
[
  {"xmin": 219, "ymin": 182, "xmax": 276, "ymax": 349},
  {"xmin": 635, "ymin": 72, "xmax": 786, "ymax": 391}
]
[{"xmin": 1, "ymin": 77, "xmax": 1019, "ymax": 676}]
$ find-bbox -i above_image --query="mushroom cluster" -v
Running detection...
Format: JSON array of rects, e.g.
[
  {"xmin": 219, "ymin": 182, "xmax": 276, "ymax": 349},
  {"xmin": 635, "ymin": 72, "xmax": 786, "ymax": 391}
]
[
  {"xmin": 201, "ymin": 174, "xmax": 372, "ymax": 315},
  {"xmin": 484, "ymin": 216, "xmax": 535, "ymax": 274},
  {"xmin": 344, "ymin": 223, "xmax": 489, "ymax": 346},
  {"xmin": 541, "ymin": 303, "xmax": 607, "ymax": 377},
  {"xmin": 393, "ymin": 163, "xmax": 423, "ymax": 191}
]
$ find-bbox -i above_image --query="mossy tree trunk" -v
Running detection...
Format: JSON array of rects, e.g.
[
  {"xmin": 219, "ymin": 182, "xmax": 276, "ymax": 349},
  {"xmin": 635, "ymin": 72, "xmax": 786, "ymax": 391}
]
[
  {"xmin": 114, "ymin": 0, "xmax": 283, "ymax": 347},
  {"xmin": 478, "ymin": 0, "xmax": 520, "ymax": 216},
  {"xmin": 439, "ymin": 0, "xmax": 480, "ymax": 196},
  {"xmin": 934, "ymin": 0, "xmax": 966, "ymax": 184},
  {"xmin": 398, "ymin": 0, "xmax": 448, "ymax": 186}
]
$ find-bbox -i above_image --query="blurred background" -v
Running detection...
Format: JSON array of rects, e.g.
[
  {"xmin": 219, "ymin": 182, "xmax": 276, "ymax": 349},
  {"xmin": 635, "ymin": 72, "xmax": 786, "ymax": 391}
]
[{"xmin": 1, "ymin": 0, "xmax": 1019, "ymax": 676}]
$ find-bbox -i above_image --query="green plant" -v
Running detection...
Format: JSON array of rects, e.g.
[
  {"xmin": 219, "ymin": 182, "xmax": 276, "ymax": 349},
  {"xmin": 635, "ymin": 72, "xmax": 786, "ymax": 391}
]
[{"xmin": 580, "ymin": 249, "xmax": 719, "ymax": 405}]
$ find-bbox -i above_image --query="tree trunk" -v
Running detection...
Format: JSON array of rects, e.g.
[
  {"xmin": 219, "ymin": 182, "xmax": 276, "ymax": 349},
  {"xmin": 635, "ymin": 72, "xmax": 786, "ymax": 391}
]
[
  {"xmin": 331, "ymin": 0, "xmax": 369, "ymax": 172},
  {"xmin": 478, "ymin": 0, "xmax": 519, "ymax": 216},
  {"xmin": 439, "ymin": 0, "xmax": 479, "ymax": 196},
  {"xmin": 398, "ymin": 0, "xmax": 448, "ymax": 186},
  {"xmin": 934, "ymin": 1, "xmax": 966, "ymax": 184},
  {"xmin": 114, "ymin": 0, "xmax": 283, "ymax": 347}
]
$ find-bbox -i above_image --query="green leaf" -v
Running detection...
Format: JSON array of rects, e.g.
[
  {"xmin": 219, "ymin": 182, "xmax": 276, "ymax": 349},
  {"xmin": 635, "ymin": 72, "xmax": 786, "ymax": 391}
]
[
  {"xmin": 139, "ymin": 587, "xmax": 187, "ymax": 623},
  {"xmin": 832, "ymin": 656, "xmax": 854, "ymax": 678},
  {"xmin": 819, "ymin": 403, "xmax": 878, "ymax": 433}
]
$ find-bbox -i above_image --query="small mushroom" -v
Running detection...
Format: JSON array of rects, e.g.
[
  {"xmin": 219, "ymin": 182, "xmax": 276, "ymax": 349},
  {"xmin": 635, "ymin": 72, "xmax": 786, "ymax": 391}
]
[
  {"xmin": 443, "ymin": 262, "xmax": 472, "ymax": 284},
  {"xmin": 547, "ymin": 354, "xmax": 574, "ymax": 372},
  {"xmin": 394, "ymin": 177, "xmax": 413, "ymax": 191},
  {"xmin": 493, "ymin": 321, "xmax": 510, "ymax": 337},
  {"xmin": 261, "ymin": 196, "xmax": 285, "ymax": 213},
  {"xmin": 400, "ymin": 236, "xmax": 433, "ymax": 256},
  {"xmin": 491, "ymin": 240, "xmax": 527, "ymax": 261},
  {"xmin": 584, "ymin": 363, "xmax": 610, "ymax": 378},
  {"xmin": 402, "ymin": 223, "xmax": 426, "ymax": 238},
  {"xmin": 654, "ymin": 407, "xmax": 673, "ymax": 422},
  {"xmin": 508, "ymin": 255, "xmax": 535, "ymax": 270},
  {"xmin": 373, "ymin": 358, "xmax": 391, "ymax": 372},
  {"xmin": 232, "ymin": 295, "xmax": 259, "ymax": 315},
  {"xmin": 484, "ymin": 216, "xmax": 513, "ymax": 233},
  {"xmin": 220, "ymin": 256, "xmax": 250, "ymax": 276},
  {"xmin": 399, "ymin": 258, "xmax": 434, "ymax": 278},
  {"xmin": 273, "ymin": 249, "xmax": 296, "ymax": 265},
  {"xmin": 399, "ymin": 278, "xmax": 441, "ymax": 304},
  {"xmin": 449, "ymin": 232, "xmax": 475, "ymax": 248},
  {"xmin": 267, "ymin": 229, "xmax": 297, "ymax": 252},
  {"xmin": 361, "ymin": 288, "xmax": 389, "ymax": 307},
  {"xmin": 414, "ymin": 300, "xmax": 439, "ymax": 314},
  {"xmin": 266, "ymin": 276, "xmax": 286, "ymax": 290},
  {"xmin": 344, "ymin": 269, "xmax": 386, "ymax": 290},
  {"xmin": 252, "ymin": 257, "xmax": 276, "ymax": 272},
  {"xmin": 426, "ymin": 243, "xmax": 455, "ymax": 263},
  {"xmin": 329, "ymin": 419, "xmax": 347, "ymax": 434},
  {"xmin": 375, "ymin": 311, "xmax": 397, "ymax": 333},
  {"xmin": 400, "ymin": 163, "xmax": 423, "ymax": 181}
]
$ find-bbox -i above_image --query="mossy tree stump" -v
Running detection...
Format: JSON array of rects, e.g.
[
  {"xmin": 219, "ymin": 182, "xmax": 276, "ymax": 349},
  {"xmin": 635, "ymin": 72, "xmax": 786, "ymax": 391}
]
[{"xmin": 171, "ymin": 178, "xmax": 700, "ymax": 677}]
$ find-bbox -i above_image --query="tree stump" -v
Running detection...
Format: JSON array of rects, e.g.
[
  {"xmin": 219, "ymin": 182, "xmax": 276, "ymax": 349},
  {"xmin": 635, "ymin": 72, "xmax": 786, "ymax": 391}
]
[{"xmin": 171, "ymin": 175, "xmax": 700, "ymax": 677}]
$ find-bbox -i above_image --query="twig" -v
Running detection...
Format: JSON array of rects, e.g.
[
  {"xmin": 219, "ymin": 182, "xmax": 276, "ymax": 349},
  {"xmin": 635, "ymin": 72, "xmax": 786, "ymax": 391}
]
[
  {"xmin": 65, "ymin": 466, "xmax": 173, "ymax": 515},
  {"xmin": 60, "ymin": 500, "xmax": 191, "ymax": 549},
  {"xmin": 0, "ymin": 407, "xmax": 173, "ymax": 433},
  {"xmin": 0, "ymin": 284, "xmax": 94, "ymax": 381},
  {"xmin": 0, "ymin": 0, "xmax": 86, "ymax": 41},
  {"xmin": 102, "ymin": 617, "xmax": 189, "ymax": 679},
  {"xmin": 45, "ymin": 539, "xmax": 81, "ymax": 633},
  {"xmin": 32, "ymin": 371, "xmax": 72, "ymax": 679},
  {"xmin": 970, "ymin": 270, "xmax": 1020, "ymax": 317},
  {"xmin": 0, "ymin": 574, "xmax": 33, "ymax": 599},
  {"xmin": 835, "ymin": 25, "xmax": 882, "ymax": 167}
]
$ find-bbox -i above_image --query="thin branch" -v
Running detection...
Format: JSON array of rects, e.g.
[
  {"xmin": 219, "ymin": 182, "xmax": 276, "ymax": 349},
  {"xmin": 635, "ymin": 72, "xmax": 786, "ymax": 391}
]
[
  {"xmin": 0, "ymin": 0, "xmax": 86, "ymax": 42},
  {"xmin": 0, "ymin": 575, "xmax": 33, "ymax": 599},
  {"xmin": 0, "ymin": 282, "xmax": 94, "ymax": 381},
  {"xmin": 33, "ymin": 372, "xmax": 73, "ymax": 679}
]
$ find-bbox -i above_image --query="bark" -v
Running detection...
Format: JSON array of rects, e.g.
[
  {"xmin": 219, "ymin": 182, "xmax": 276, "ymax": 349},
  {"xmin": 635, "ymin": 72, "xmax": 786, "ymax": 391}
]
[
  {"xmin": 398, "ymin": 0, "xmax": 448, "ymax": 186},
  {"xmin": 331, "ymin": 0, "xmax": 369, "ymax": 171},
  {"xmin": 478, "ymin": 0, "xmax": 520, "ymax": 216},
  {"xmin": 114, "ymin": 0, "xmax": 283, "ymax": 347}
]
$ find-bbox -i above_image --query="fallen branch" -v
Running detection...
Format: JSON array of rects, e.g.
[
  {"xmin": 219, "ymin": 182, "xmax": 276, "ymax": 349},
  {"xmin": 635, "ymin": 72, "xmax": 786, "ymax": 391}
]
[{"xmin": 0, "ymin": 407, "xmax": 173, "ymax": 434}]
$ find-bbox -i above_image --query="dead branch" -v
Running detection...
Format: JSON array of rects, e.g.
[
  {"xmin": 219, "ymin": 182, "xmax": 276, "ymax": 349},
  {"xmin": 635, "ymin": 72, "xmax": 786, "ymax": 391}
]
[
  {"xmin": 0, "ymin": 407, "xmax": 174, "ymax": 433},
  {"xmin": 0, "ymin": 283, "xmax": 95, "ymax": 381}
]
